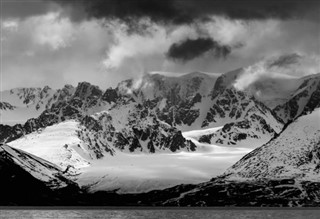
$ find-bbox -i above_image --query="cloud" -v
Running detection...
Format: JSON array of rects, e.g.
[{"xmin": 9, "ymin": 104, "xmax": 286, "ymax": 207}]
[
  {"xmin": 166, "ymin": 38, "xmax": 231, "ymax": 62},
  {"xmin": 31, "ymin": 12, "xmax": 75, "ymax": 50},
  {"xmin": 2, "ymin": 1, "xmax": 319, "ymax": 91},
  {"xmin": 267, "ymin": 53, "xmax": 302, "ymax": 68},
  {"xmin": 233, "ymin": 53, "xmax": 320, "ymax": 91},
  {"xmin": 2, "ymin": 20, "xmax": 19, "ymax": 30},
  {"xmin": 102, "ymin": 17, "xmax": 246, "ymax": 70},
  {"xmin": 101, "ymin": 16, "xmax": 319, "ymax": 78},
  {"xmin": 1, "ymin": 14, "xmax": 114, "ymax": 90},
  {"xmin": 101, "ymin": 21, "xmax": 200, "ymax": 69},
  {"xmin": 102, "ymin": 20, "xmax": 166, "ymax": 69},
  {"xmin": 2, "ymin": 11, "xmax": 76, "ymax": 51},
  {"xmin": 50, "ymin": 0, "xmax": 320, "ymax": 26}
]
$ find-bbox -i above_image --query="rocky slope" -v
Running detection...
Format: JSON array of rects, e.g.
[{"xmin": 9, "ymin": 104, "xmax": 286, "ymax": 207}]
[
  {"xmin": 1, "ymin": 69, "xmax": 320, "ymax": 205},
  {"xmin": 198, "ymin": 74, "xmax": 284, "ymax": 147},
  {"xmin": 7, "ymin": 111, "xmax": 195, "ymax": 174},
  {"xmin": 0, "ymin": 102, "xmax": 15, "ymax": 111},
  {"xmin": 0, "ymin": 144, "xmax": 81, "ymax": 205},
  {"xmin": 274, "ymin": 73, "xmax": 320, "ymax": 123},
  {"xmin": 1, "ymin": 70, "xmax": 289, "ymax": 149},
  {"xmin": 0, "ymin": 86, "xmax": 56, "ymax": 125},
  {"xmin": 128, "ymin": 72, "xmax": 219, "ymax": 130},
  {"xmin": 150, "ymin": 82, "xmax": 320, "ymax": 206},
  {"xmin": 145, "ymin": 108, "xmax": 320, "ymax": 206},
  {"xmin": 157, "ymin": 178, "xmax": 320, "ymax": 207},
  {"xmin": 223, "ymin": 110, "xmax": 320, "ymax": 181},
  {"xmin": 105, "ymin": 71, "xmax": 285, "ymax": 147},
  {"xmin": 80, "ymin": 108, "xmax": 196, "ymax": 155},
  {"xmin": 8, "ymin": 121, "xmax": 92, "ymax": 172},
  {"xmin": 0, "ymin": 144, "xmax": 75, "ymax": 189},
  {"xmin": 199, "ymin": 93, "xmax": 283, "ymax": 147},
  {"xmin": 6, "ymin": 102, "xmax": 195, "ymax": 176}
]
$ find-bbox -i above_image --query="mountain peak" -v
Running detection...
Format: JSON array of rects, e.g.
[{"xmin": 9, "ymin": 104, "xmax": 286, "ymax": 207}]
[{"xmin": 74, "ymin": 82, "xmax": 103, "ymax": 100}]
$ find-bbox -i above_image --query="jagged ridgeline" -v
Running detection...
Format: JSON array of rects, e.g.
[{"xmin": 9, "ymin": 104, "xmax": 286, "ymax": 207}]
[
  {"xmin": 1, "ymin": 71, "xmax": 319, "ymax": 159},
  {"xmin": 1, "ymin": 71, "xmax": 292, "ymax": 149},
  {"xmin": 1, "ymin": 70, "xmax": 320, "ymax": 206}
]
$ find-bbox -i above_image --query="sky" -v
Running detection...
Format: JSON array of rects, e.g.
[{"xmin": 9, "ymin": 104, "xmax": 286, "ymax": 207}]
[{"xmin": 1, "ymin": 0, "xmax": 320, "ymax": 90}]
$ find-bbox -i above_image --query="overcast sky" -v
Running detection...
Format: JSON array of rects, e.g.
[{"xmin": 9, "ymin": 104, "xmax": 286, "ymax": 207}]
[{"xmin": 1, "ymin": 0, "xmax": 320, "ymax": 90}]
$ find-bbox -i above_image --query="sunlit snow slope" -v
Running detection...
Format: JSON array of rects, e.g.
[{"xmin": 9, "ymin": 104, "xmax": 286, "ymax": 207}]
[
  {"xmin": 8, "ymin": 120, "xmax": 251, "ymax": 193},
  {"xmin": 224, "ymin": 108, "xmax": 320, "ymax": 181},
  {"xmin": 9, "ymin": 121, "xmax": 91, "ymax": 172}
]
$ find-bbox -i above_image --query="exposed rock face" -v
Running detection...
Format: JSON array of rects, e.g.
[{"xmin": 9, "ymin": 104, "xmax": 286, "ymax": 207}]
[
  {"xmin": 209, "ymin": 68, "xmax": 242, "ymax": 100},
  {"xmin": 0, "ymin": 82, "xmax": 103, "ymax": 143},
  {"xmin": 223, "ymin": 109, "xmax": 320, "ymax": 181},
  {"xmin": 158, "ymin": 178, "xmax": 320, "ymax": 207},
  {"xmin": 151, "ymin": 104, "xmax": 320, "ymax": 207},
  {"xmin": 301, "ymin": 79, "xmax": 320, "ymax": 115},
  {"xmin": 199, "ymin": 87, "xmax": 283, "ymax": 146},
  {"xmin": 102, "ymin": 88, "xmax": 119, "ymax": 103},
  {"xmin": 203, "ymin": 88, "xmax": 253, "ymax": 127},
  {"xmin": 117, "ymin": 72, "xmax": 218, "ymax": 129},
  {"xmin": 46, "ymin": 84, "xmax": 75, "ymax": 108},
  {"xmin": 2, "ymin": 71, "xmax": 318, "ymax": 150},
  {"xmin": 11, "ymin": 87, "xmax": 45, "ymax": 105},
  {"xmin": 0, "ymin": 102, "xmax": 15, "ymax": 110},
  {"xmin": 6, "ymin": 86, "xmax": 56, "ymax": 109},
  {"xmin": 107, "ymin": 71, "xmax": 285, "ymax": 147},
  {"xmin": 143, "ymin": 78, "xmax": 320, "ymax": 207},
  {"xmin": 0, "ymin": 124, "xmax": 24, "ymax": 144},
  {"xmin": 274, "ymin": 75, "xmax": 320, "ymax": 123},
  {"xmin": 0, "ymin": 71, "xmax": 287, "ymax": 149},
  {"xmin": 0, "ymin": 86, "xmax": 57, "ymax": 125},
  {"xmin": 1, "ymin": 70, "xmax": 320, "ymax": 206},
  {"xmin": 80, "ymin": 108, "xmax": 196, "ymax": 154}
]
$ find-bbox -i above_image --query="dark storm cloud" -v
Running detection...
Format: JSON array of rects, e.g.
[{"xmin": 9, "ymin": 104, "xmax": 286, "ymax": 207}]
[
  {"xmin": 166, "ymin": 38, "xmax": 231, "ymax": 62},
  {"xmin": 3, "ymin": 0, "xmax": 319, "ymax": 23},
  {"xmin": 268, "ymin": 53, "xmax": 302, "ymax": 68},
  {"xmin": 49, "ymin": 0, "xmax": 320, "ymax": 24}
]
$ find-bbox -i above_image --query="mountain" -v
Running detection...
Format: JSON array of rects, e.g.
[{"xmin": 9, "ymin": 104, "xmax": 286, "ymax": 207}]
[
  {"xmin": 0, "ymin": 86, "xmax": 56, "ymax": 125},
  {"xmin": 7, "ymin": 113, "xmax": 195, "ymax": 174},
  {"xmin": 3, "ymin": 80, "xmax": 195, "ymax": 154},
  {"xmin": 8, "ymin": 120, "xmax": 92, "ymax": 173},
  {"xmin": 1, "ymin": 72, "xmax": 217, "ymax": 147},
  {"xmin": 0, "ymin": 82, "xmax": 112, "ymax": 143},
  {"xmin": 0, "ymin": 102, "xmax": 15, "ymax": 111},
  {"xmin": 223, "ymin": 104, "xmax": 320, "ymax": 181},
  {"xmin": 199, "ymin": 87, "xmax": 283, "ymax": 147},
  {"xmin": 145, "ymin": 107, "xmax": 320, "ymax": 206},
  {"xmin": 1, "ymin": 65, "xmax": 320, "ymax": 205},
  {"xmin": 1, "ymin": 70, "xmax": 287, "ymax": 148},
  {"xmin": 0, "ymin": 144, "xmax": 81, "ymax": 205},
  {"xmin": 0, "ymin": 70, "xmax": 291, "ymax": 195},
  {"xmin": 146, "ymin": 81, "xmax": 320, "ymax": 206},
  {"xmin": 113, "ymin": 72, "xmax": 219, "ymax": 131},
  {"xmin": 0, "ymin": 144, "xmax": 75, "ymax": 189},
  {"xmin": 108, "ymin": 71, "xmax": 285, "ymax": 148},
  {"xmin": 246, "ymin": 75, "xmax": 302, "ymax": 109},
  {"xmin": 274, "ymin": 73, "xmax": 320, "ymax": 123},
  {"xmin": 81, "ymin": 109, "xmax": 196, "ymax": 154}
]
